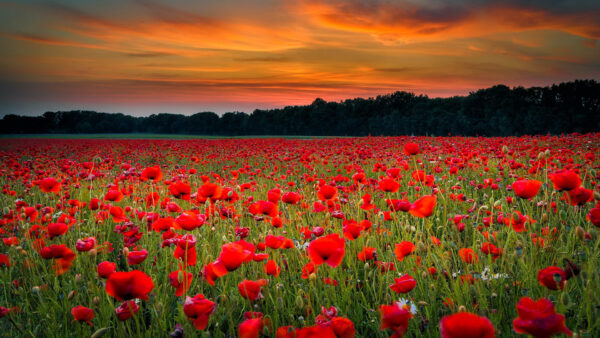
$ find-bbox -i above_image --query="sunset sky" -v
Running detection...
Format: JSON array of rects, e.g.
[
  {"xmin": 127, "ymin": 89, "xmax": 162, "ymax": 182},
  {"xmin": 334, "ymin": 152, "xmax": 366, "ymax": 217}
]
[{"xmin": 1, "ymin": 0, "xmax": 599, "ymax": 116}]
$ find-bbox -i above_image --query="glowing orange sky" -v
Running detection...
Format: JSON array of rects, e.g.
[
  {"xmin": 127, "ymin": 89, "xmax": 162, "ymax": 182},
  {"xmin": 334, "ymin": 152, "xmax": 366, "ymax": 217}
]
[{"xmin": 0, "ymin": 0, "xmax": 599, "ymax": 115}]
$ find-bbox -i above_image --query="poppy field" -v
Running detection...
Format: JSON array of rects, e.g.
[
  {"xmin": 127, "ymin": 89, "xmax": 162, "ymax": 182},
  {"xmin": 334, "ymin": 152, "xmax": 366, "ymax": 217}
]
[{"xmin": 0, "ymin": 135, "xmax": 599, "ymax": 337}]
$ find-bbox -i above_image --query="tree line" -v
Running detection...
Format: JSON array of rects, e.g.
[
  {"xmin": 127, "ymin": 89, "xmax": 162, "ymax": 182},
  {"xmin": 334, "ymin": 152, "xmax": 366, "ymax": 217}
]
[{"xmin": 1, "ymin": 80, "xmax": 598, "ymax": 136}]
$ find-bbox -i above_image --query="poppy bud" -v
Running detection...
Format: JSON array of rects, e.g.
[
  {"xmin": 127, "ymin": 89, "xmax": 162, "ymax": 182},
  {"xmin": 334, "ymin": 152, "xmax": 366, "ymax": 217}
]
[
  {"xmin": 75, "ymin": 274, "xmax": 82, "ymax": 283},
  {"xmin": 93, "ymin": 296, "xmax": 100, "ymax": 306},
  {"xmin": 418, "ymin": 301, "xmax": 427, "ymax": 306},
  {"xmin": 421, "ymin": 271, "xmax": 427, "ymax": 278},
  {"xmin": 494, "ymin": 200, "xmax": 502, "ymax": 208},
  {"xmin": 32, "ymin": 286, "xmax": 40, "ymax": 294},
  {"xmin": 545, "ymin": 149, "xmax": 551, "ymax": 158},
  {"xmin": 594, "ymin": 190, "xmax": 600, "ymax": 201},
  {"xmin": 541, "ymin": 213, "xmax": 548, "ymax": 223},
  {"xmin": 122, "ymin": 247, "xmax": 129, "ymax": 257},
  {"xmin": 458, "ymin": 305, "xmax": 467, "ymax": 312},
  {"xmin": 91, "ymin": 328, "xmax": 109, "ymax": 338},
  {"xmin": 68, "ymin": 290, "xmax": 75, "ymax": 300},
  {"xmin": 502, "ymin": 145, "xmax": 509, "ymax": 154},
  {"xmin": 217, "ymin": 294, "xmax": 228, "ymax": 304},
  {"xmin": 295, "ymin": 295, "xmax": 304, "ymax": 309},
  {"xmin": 417, "ymin": 241, "xmax": 426, "ymax": 252},
  {"xmin": 575, "ymin": 226, "xmax": 586, "ymax": 241},
  {"xmin": 560, "ymin": 292, "xmax": 571, "ymax": 306}
]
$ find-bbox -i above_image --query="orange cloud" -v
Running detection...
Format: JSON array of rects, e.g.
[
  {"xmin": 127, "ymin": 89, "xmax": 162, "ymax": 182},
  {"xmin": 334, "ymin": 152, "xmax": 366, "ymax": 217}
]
[{"xmin": 298, "ymin": 0, "xmax": 600, "ymax": 43}]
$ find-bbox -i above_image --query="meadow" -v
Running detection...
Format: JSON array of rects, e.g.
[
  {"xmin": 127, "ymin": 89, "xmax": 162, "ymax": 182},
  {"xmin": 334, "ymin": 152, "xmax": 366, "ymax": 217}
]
[{"xmin": 0, "ymin": 135, "xmax": 598, "ymax": 337}]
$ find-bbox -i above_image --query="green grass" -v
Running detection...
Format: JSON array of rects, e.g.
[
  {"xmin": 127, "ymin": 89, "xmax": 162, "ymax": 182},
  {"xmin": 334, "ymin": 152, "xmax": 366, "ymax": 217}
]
[{"xmin": 0, "ymin": 136, "xmax": 598, "ymax": 337}]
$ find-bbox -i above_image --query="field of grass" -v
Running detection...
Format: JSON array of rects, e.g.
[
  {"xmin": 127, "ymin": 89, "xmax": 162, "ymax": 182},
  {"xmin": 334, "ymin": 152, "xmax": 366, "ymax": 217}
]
[{"xmin": 0, "ymin": 135, "xmax": 598, "ymax": 337}]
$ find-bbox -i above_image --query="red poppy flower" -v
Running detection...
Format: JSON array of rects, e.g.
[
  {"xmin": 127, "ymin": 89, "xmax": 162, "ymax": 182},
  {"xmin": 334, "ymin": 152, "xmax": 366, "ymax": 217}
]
[
  {"xmin": 35, "ymin": 177, "xmax": 61, "ymax": 193},
  {"xmin": 379, "ymin": 178, "xmax": 400, "ymax": 193},
  {"xmin": 198, "ymin": 183, "xmax": 223, "ymax": 202},
  {"xmin": 512, "ymin": 179, "xmax": 542, "ymax": 199},
  {"xmin": 281, "ymin": 191, "xmax": 302, "ymax": 205},
  {"xmin": 183, "ymin": 294, "xmax": 215, "ymax": 330},
  {"xmin": 109, "ymin": 206, "xmax": 128, "ymax": 223},
  {"xmin": 387, "ymin": 199, "xmax": 411, "ymax": 212},
  {"xmin": 169, "ymin": 269, "xmax": 193, "ymax": 297},
  {"xmin": 169, "ymin": 182, "xmax": 191, "ymax": 200},
  {"xmin": 89, "ymin": 198, "xmax": 101, "ymax": 210},
  {"xmin": 301, "ymin": 262, "xmax": 317, "ymax": 279},
  {"xmin": 394, "ymin": 241, "xmax": 415, "ymax": 261},
  {"xmin": 174, "ymin": 234, "xmax": 197, "ymax": 266},
  {"xmin": 47, "ymin": 222, "xmax": 68, "ymax": 239},
  {"xmin": 115, "ymin": 300, "xmax": 139, "ymax": 321},
  {"xmin": 323, "ymin": 317, "xmax": 356, "ymax": 338},
  {"xmin": 105, "ymin": 270, "xmax": 154, "ymax": 301},
  {"xmin": 440, "ymin": 312, "xmax": 494, "ymax": 338},
  {"xmin": 537, "ymin": 266, "xmax": 566, "ymax": 290},
  {"xmin": 140, "ymin": 166, "xmax": 163, "ymax": 182},
  {"xmin": 152, "ymin": 217, "xmax": 175, "ymax": 232},
  {"xmin": 267, "ymin": 188, "xmax": 281, "ymax": 203},
  {"xmin": 201, "ymin": 261, "xmax": 228, "ymax": 286},
  {"xmin": 409, "ymin": 195, "xmax": 436, "ymax": 218},
  {"xmin": 513, "ymin": 297, "xmax": 572, "ymax": 337},
  {"xmin": 404, "ymin": 142, "xmax": 420, "ymax": 155},
  {"xmin": 97, "ymin": 261, "xmax": 116, "ymax": 279},
  {"xmin": 249, "ymin": 200, "xmax": 279, "ymax": 218},
  {"xmin": 565, "ymin": 186, "xmax": 593, "ymax": 206},
  {"xmin": 0, "ymin": 307, "xmax": 10, "ymax": 318},
  {"xmin": 238, "ymin": 279, "xmax": 267, "ymax": 301},
  {"xmin": 71, "ymin": 305, "xmax": 94, "ymax": 326},
  {"xmin": 317, "ymin": 185, "xmax": 338, "ymax": 201},
  {"xmin": 174, "ymin": 211, "xmax": 206, "ymax": 231},
  {"xmin": 104, "ymin": 189, "xmax": 124, "ymax": 202},
  {"xmin": 238, "ymin": 318, "xmax": 264, "ymax": 338},
  {"xmin": 75, "ymin": 237, "xmax": 96, "ymax": 252},
  {"xmin": 40, "ymin": 244, "xmax": 76, "ymax": 275},
  {"xmin": 481, "ymin": 243, "xmax": 502, "ymax": 261},
  {"xmin": 504, "ymin": 211, "xmax": 534, "ymax": 232},
  {"xmin": 265, "ymin": 235, "xmax": 285, "ymax": 249},
  {"xmin": 217, "ymin": 241, "xmax": 253, "ymax": 272},
  {"xmin": 589, "ymin": 207, "xmax": 600, "ymax": 228},
  {"xmin": 308, "ymin": 233, "xmax": 346, "ymax": 268},
  {"xmin": 357, "ymin": 247, "xmax": 376, "ymax": 261},
  {"xmin": 343, "ymin": 220, "xmax": 363, "ymax": 240},
  {"xmin": 390, "ymin": 274, "xmax": 416, "ymax": 294},
  {"xmin": 0, "ymin": 254, "xmax": 10, "ymax": 268},
  {"xmin": 549, "ymin": 171, "xmax": 581, "ymax": 191},
  {"xmin": 264, "ymin": 259, "xmax": 281, "ymax": 277},
  {"xmin": 459, "ymin": 248, "xmax": 478, "ymax": 264},
  {"xmin": 127, "ymin": 249, "xmax": 148, "ymax": 265},
  {"xmin": 379, "ymin": 302, "xmax": 413, "ymax": 337}
]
